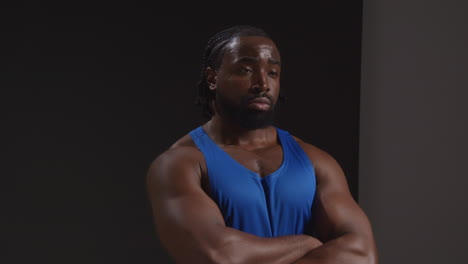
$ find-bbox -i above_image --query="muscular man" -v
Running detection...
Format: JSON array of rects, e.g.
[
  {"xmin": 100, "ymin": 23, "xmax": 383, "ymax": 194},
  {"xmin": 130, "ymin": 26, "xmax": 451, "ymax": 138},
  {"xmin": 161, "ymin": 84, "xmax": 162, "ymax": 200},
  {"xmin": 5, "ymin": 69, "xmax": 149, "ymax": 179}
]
[{"xmin": 146, "ymin": 26, "xmax": 378, "ymax": 264}]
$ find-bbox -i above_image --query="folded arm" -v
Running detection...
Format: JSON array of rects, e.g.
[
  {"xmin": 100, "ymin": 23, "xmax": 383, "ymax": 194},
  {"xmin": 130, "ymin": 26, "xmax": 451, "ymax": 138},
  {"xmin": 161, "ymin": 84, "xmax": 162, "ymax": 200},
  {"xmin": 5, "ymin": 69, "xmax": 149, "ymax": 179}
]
[
  {"xmin": 293, "ymin": 141, "xmax": 378, "ymax": 264},
  {"xmin": 146, "ymin": 146, "xmax": 322, "ymax": 264}
]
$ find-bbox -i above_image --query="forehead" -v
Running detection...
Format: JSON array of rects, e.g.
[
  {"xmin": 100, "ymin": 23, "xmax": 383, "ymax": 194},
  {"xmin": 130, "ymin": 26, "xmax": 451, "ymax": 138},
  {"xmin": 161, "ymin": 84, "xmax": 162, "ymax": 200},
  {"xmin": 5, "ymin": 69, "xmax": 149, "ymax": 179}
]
[{"xmin": 223, "ymin": 36, "xmax": 280, "ymax": 62}]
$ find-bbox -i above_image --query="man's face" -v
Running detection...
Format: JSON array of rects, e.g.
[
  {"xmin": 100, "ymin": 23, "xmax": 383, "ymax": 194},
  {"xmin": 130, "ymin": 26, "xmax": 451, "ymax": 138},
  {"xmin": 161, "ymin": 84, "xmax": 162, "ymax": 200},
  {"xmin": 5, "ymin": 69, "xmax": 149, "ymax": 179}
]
[{"xmin": 211, "ymin": 36, "xmax": 281, "ymax": 129}]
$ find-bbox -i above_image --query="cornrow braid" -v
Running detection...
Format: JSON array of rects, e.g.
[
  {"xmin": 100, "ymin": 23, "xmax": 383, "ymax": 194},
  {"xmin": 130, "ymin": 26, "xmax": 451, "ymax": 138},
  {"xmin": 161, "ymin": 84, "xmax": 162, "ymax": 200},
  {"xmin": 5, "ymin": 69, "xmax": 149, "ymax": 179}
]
[{"xmin": 194, "ymin": 25, "xmax": 275, "ymax": 118}]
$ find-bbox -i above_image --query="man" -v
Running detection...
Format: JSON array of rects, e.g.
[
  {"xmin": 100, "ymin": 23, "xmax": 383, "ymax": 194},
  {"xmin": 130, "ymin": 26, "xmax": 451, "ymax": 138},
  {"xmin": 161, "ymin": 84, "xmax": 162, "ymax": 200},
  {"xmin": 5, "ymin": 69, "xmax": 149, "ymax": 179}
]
[{"xmin": 147, "ymin": 25, "xmax": 378, "ymax": 263}]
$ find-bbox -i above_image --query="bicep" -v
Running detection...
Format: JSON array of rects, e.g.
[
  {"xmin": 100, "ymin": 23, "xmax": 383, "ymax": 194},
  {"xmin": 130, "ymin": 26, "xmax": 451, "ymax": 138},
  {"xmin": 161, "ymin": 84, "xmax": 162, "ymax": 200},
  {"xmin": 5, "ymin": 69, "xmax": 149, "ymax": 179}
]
[
  {"xmin": 146, "ymin": 150, "xmax": 227, "ymax": 263},
  {"xmin": 311, "ymin": 149, "xmax": 373, "ymax": 243}
]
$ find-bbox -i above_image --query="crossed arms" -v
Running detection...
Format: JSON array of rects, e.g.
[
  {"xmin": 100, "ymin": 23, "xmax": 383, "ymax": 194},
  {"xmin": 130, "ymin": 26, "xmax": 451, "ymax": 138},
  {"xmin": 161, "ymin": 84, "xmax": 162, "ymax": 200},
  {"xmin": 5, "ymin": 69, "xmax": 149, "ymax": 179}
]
[{"xmin": 146, "ymin": 141, "xmax": 377, "ymax": 264}]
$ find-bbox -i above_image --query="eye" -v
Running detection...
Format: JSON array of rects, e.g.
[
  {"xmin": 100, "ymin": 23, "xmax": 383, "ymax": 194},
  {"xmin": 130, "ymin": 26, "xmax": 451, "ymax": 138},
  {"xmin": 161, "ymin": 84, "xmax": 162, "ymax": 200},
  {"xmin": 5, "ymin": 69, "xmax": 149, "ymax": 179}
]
[
  {"xmin": 239, "ymin": 67, "xmax": 253, "ymax": 74},
  {"xmin": 268, "ymin": 71, "xmax": 279, "ymax": 78}
]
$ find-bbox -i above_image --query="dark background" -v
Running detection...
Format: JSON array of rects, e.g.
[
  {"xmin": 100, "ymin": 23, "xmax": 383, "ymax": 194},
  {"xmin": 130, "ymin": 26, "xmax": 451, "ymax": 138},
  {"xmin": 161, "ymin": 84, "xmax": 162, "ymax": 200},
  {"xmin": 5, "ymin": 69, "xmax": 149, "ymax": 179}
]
[{"xmin": 3, "ymin": 3, "xmax": 363, "ymax": 263}]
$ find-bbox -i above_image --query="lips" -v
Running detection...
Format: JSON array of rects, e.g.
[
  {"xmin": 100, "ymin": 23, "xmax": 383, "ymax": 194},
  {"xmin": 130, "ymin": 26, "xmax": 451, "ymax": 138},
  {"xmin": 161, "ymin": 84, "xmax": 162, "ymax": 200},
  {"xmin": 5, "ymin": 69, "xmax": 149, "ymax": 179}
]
[
  {"xmin": 246, "ymin": 96, "xmax": 271, "ymax": 111},
  {"xmin": 248, "ymin": 97, "xmax": 271, "ymax": 105}
]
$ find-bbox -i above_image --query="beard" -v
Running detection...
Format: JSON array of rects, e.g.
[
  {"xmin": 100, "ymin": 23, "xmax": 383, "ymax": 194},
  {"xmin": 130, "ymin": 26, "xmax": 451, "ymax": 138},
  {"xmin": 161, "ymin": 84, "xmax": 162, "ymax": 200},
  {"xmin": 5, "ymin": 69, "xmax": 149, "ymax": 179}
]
[{"xmin": 215, "ymin": 92, "xmax": 276, "ymax": 129}]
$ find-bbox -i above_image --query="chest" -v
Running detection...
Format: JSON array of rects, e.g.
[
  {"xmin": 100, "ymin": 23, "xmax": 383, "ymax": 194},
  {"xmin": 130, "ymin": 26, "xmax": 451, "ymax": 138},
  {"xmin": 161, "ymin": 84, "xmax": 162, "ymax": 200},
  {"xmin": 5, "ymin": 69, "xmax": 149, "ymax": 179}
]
[
  {"xmin": 200, "ymin": 141, "xmax": 317, "ymax": 237},
  {"xmin": 220, "ymin": 144, "xmax": 284, "ymax": 178}
]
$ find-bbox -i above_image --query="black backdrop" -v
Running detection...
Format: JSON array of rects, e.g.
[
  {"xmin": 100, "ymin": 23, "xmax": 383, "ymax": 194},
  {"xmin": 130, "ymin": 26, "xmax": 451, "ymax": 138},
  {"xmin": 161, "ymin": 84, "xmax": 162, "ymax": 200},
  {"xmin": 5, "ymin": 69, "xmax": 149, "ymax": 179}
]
[{"xmin": 3, "ymin": 3, "xmax": 362, "ymax": 263}]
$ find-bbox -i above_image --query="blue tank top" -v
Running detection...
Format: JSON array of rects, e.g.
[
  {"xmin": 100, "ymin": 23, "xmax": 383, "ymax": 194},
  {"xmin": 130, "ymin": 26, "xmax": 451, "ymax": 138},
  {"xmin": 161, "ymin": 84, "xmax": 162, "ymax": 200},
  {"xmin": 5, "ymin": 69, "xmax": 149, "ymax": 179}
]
[{"xmin": 189, "ymin": 126, "xmax": 316, "ymax": 238}]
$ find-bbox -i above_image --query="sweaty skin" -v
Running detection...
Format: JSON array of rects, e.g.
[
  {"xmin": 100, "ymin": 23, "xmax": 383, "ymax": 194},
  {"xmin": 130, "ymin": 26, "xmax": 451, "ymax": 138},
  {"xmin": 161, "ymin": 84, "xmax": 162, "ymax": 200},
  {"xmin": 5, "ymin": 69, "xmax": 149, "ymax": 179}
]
[{"xmin": 147, "ymin": 36, "xmax": 378, "ymax": 264}]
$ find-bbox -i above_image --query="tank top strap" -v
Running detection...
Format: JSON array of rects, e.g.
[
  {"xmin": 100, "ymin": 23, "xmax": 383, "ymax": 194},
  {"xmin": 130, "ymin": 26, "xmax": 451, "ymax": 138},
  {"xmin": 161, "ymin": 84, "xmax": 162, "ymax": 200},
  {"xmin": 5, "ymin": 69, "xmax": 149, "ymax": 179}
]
[
  {"xmin": 274, "ymin": 126, "xmax": 315, "ymax": 171},
  {"xmin": 188, "ymin": 126, "xmax": 220, "ymax": 160}
]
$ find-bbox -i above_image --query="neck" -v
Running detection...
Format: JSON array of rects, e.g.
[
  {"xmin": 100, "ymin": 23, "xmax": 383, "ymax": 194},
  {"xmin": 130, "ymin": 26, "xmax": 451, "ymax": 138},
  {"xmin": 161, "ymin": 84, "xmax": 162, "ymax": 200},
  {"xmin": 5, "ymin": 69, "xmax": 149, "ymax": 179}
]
[{"xmin": 202, "ymin": 114, "xmax": 276, "ymax": 149}]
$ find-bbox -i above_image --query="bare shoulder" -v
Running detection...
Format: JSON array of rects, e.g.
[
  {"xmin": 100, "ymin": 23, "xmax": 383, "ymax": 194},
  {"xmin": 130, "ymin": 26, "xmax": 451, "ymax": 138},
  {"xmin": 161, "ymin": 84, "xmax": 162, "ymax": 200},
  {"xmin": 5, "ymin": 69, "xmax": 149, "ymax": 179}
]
[
  {"xmin": 290, "ymin": 135, "xmax": 335, "ymax": 165},
  {"xmin": 289, "ymin": 134, "xmax": 346, "ymax": 186},
  {"xmin": 146, "ymin": 133, "xmax": 206, "ymax": 193}
]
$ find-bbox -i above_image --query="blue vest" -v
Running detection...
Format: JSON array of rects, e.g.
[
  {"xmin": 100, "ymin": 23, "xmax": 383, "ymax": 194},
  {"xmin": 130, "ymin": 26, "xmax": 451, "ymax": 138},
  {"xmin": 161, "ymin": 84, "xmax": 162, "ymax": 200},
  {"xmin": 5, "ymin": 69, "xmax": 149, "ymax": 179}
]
[{"xmin": 189, "ymin": 126, "xmax": 316, "ymax": 237}]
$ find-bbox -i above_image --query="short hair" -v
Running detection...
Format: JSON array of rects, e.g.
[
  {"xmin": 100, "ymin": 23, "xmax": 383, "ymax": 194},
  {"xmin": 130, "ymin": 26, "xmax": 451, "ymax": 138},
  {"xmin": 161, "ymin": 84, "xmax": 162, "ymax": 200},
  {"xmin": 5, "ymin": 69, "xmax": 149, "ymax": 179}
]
[{"xmin": 194, "ymin": 25, "xmax": 272, "ymax": 118}]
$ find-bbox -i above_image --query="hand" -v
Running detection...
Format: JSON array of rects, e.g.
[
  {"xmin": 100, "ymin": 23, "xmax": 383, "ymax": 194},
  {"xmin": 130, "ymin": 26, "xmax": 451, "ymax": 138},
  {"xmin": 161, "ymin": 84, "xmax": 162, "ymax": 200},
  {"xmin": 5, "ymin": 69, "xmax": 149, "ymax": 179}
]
[{"xmin": 303, "ymin": 235, "xmax": 323, "ymax": 251}]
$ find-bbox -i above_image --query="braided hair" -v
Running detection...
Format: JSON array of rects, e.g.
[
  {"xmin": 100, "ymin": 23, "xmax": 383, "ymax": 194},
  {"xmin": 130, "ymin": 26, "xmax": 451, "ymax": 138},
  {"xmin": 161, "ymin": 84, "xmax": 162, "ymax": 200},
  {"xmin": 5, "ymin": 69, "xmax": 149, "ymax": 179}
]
[{"xmin": 194, "ymin": 25, "xmax": 275, "ymax": 118}]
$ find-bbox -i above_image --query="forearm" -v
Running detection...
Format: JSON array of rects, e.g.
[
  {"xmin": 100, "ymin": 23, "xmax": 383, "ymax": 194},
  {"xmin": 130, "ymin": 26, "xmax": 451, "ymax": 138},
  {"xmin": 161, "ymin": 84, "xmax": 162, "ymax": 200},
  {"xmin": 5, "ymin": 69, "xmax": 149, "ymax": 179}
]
[
  {"xmin": 212, "ymin": 227, "xmax": 323, "ymax": 264},
  {"xmin": 292, "ymin": 233, "xmax": 377, "ymax": 264}
]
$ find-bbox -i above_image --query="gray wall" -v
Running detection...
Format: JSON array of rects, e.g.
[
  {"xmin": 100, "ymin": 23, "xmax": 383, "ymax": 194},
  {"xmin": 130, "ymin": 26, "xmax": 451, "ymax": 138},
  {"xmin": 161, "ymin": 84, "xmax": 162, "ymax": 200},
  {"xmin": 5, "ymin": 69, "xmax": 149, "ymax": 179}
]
[{"xmin": 359, "ymin": 1, "xmax": 468, "ymax": 263}]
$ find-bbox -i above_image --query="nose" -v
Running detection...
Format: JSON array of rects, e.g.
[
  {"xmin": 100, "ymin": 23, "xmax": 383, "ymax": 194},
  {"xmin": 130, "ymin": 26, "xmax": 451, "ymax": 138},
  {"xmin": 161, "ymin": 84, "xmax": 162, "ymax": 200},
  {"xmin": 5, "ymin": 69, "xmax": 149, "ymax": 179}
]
[{"xmin": 250, "ymin": 71, "xmax": 270, "ymax": 94}]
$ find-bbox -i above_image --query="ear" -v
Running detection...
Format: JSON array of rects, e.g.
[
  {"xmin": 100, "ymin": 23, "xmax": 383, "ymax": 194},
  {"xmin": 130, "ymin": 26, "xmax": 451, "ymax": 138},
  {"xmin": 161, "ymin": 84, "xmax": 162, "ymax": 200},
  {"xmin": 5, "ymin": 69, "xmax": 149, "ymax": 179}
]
[{"xmin": 205, "ymin": 67, "xmax": 217, "ymax": 91}]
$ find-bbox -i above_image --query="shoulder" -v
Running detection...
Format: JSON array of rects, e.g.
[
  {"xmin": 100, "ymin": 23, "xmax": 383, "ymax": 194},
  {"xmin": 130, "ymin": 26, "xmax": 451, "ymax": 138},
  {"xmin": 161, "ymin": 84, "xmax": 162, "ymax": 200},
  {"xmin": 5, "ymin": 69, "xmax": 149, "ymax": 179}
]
[
  {"xmin": 153, "ymin": 133, "xmax": 202, "ymax": 167},
  {"xmin": 147, "ymin": 132, "xmax": 206, "ymax": 190},
  {"xmin": 289, "ymin": 134, "xmax": 331, "ymax": 164},
  {"xmin": 288, "ymin": 134, "xmax": 345, "ymax": 184}
]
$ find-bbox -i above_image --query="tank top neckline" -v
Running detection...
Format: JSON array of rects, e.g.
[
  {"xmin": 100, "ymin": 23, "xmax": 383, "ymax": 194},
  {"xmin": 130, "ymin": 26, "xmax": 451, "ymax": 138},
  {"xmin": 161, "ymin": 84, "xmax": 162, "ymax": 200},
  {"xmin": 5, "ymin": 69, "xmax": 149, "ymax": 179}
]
[{"xmin": 197, "ymin": 125, "xmax": 289, "ymax": 181}]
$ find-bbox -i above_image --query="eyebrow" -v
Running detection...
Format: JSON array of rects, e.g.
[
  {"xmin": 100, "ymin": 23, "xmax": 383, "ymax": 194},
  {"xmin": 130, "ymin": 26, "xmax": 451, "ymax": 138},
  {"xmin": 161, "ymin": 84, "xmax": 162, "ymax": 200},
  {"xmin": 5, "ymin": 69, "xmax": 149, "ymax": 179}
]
[
  {"xmin": 268, "ymin": 58, "xmax": 281, "ymax": 66},
  {"xmin": 235, "ymin": 56, "xmax": 281, "ymax": 66}
]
